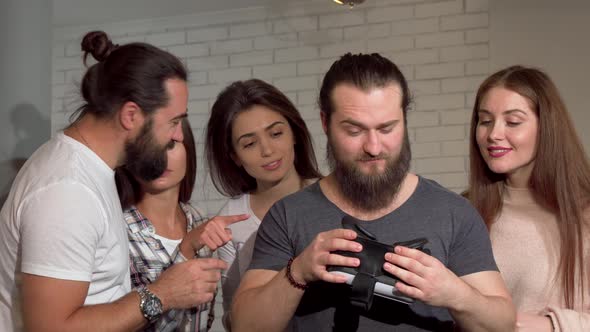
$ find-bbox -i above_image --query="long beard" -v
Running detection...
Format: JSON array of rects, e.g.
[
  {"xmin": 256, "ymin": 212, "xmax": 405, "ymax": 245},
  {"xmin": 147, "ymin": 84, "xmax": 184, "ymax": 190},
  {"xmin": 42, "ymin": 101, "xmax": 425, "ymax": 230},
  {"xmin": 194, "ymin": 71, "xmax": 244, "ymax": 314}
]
[
  {"xmin": 124, "ymin": 120, "xmax": 169, "ymax": 182},
  {"xmin": 327, "ymin": 131, "xmax": 411, "ymax": 212}
]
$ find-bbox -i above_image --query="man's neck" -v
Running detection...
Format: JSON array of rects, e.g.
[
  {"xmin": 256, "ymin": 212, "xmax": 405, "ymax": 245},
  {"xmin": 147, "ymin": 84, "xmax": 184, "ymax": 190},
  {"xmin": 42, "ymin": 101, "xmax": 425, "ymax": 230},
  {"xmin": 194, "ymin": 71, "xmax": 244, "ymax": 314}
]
[
  {"xmin": 64, "ymin": 114, "xmax": 126, "ymax": 169},
  {"xmin": 319, "ymin": 173, "xmax": 419, "ymax": 220}
]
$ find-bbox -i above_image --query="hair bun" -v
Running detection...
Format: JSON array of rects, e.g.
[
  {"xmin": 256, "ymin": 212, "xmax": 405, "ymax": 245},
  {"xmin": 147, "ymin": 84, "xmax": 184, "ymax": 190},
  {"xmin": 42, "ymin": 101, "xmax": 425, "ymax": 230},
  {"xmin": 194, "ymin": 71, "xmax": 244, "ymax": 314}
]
[{"xmin": 81, "ymin": 30, "xmax": 118, "ymax": 65}]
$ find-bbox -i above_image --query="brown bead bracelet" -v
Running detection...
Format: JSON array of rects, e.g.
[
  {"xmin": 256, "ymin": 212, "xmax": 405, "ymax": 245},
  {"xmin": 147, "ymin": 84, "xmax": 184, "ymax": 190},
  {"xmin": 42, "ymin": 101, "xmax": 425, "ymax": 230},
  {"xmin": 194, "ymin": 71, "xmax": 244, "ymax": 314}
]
[{"xmin": 286, "ymin": 257, "xmax": 308, "ymax": 291}]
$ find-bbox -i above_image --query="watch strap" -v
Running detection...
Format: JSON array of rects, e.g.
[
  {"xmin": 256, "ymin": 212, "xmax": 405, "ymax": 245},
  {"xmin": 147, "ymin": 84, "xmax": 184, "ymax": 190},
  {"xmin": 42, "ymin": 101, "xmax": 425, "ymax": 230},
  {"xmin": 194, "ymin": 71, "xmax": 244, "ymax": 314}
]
[{"xmin": 137, "ymin": 285, "xmax": 163, "ymax": 323}]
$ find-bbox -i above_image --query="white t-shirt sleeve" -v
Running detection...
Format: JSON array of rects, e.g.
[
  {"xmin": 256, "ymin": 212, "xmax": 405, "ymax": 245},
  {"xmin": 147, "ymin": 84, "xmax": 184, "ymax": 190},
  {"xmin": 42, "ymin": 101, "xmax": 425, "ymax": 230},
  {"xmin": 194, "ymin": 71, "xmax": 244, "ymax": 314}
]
[{"xmin": 19, "ymin": 182, "xmax": 106, "ymax": 282}]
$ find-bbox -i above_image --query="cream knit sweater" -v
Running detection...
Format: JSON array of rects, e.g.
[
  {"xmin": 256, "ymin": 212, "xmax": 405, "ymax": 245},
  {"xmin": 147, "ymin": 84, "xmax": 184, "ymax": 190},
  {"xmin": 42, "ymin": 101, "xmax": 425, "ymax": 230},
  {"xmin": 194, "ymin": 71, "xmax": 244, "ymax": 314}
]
[{"xmin": 490, "ymin": 186, "xmax": 589, "ymax": 331}]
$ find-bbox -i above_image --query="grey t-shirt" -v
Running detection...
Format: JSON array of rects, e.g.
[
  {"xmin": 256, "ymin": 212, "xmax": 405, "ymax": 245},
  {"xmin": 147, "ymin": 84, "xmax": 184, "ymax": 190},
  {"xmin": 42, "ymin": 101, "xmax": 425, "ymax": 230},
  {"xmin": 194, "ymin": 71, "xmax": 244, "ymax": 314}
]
[{"xmin": 250, "ymin": 177, "xmax": 498, "ymax": 331}]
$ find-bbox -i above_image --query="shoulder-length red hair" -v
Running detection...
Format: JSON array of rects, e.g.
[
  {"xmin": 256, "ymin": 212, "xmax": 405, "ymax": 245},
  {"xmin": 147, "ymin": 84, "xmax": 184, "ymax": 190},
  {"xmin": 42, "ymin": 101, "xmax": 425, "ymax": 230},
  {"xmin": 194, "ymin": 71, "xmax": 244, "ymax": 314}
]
[{"xmin": 466, "ymin": 65, "xmax": 590, "ymax": 308}]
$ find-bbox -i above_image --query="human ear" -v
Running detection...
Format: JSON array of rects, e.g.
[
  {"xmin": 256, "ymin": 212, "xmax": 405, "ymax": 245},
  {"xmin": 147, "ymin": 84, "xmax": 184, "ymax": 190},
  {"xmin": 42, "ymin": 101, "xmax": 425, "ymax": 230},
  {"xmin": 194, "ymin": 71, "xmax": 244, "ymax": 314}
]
[{"xmin": 118, "ymin": 101, "xmax": 144, "ymax": 131}]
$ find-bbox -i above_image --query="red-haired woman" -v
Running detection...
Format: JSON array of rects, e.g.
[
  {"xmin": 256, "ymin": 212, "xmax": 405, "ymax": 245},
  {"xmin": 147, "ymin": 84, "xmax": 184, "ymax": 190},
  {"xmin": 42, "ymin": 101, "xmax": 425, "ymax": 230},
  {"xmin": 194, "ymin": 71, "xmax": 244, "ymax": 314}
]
[{"xmin": 466, "ymin": 66, "xmax": 590, "ymax": 331}]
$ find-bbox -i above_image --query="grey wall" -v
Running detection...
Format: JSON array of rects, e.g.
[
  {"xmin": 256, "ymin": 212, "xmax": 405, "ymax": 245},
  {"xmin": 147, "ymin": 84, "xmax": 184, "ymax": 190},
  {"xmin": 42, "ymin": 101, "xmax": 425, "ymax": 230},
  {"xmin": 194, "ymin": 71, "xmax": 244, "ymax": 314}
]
[
  {"xmin": 52, "ymin": 0, "xmax": 275, "ymax": 27},
  {"xmin": 0, "ymin": 0, "xmax": 52, "ymax": 204},
  {"xmin": 490, "ymin": 0, "xmax": 590, "ymax": 154}
]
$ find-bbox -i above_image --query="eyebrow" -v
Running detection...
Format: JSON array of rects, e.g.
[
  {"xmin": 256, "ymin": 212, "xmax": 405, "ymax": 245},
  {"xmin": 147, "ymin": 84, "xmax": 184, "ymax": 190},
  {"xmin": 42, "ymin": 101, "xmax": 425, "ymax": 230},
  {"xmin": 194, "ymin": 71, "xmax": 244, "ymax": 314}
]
[
  {"xmin": 478, "ymin": 109, "xmax": 528, "ymax": 116},
  {"xmin": 236, "ymin": 121, "xmax": 286, "ymax": 143},
  {"xmin": 171, "ymin": 112, "xmax": 188, "ymax": 122},
  {"xmin": 340, "ymin": 119, "xmax": 399, "ymax": 130}
]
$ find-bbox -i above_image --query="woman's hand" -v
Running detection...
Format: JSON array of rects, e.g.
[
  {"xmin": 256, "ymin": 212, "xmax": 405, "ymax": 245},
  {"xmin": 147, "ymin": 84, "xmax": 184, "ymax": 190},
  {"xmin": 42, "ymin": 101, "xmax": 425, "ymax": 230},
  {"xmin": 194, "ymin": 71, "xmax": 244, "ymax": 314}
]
[{"xmin": 183, "ymin": 214, "xmax": 249, "ymax": 252}]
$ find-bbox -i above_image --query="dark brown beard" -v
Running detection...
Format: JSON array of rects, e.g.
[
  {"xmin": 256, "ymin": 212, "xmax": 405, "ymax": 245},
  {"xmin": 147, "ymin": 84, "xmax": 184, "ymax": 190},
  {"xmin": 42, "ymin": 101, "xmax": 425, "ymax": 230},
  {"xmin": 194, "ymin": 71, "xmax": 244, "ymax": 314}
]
[
  {"xmin": 327, "ymin": 130, "xmax": 411, "ymax": 212},
  {"xmin": 124, "ymin": 118, "xmax": 170, "ymax": 181}
]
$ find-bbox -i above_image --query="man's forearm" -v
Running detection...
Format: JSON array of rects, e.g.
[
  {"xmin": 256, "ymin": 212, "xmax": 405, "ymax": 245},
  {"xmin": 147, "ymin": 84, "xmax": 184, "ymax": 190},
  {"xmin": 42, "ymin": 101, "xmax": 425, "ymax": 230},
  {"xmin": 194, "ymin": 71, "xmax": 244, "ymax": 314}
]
[
  {"xmin": 232, "ymin": 268, "xmax": 304, "ymax": 332},
  {"xmin": 57, "ymin": 292, "xmax": 146, "ymax": 332},
  {"xmin": 450, "ymin": 287, "xmax": 515, "ymax": 332}
]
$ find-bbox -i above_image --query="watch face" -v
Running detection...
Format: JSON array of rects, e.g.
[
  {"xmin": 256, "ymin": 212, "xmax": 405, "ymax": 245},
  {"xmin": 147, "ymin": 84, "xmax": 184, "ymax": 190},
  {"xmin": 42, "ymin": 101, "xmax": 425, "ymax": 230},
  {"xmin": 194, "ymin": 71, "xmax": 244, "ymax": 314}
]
[{"xmin": 143, "ymin": 293, "xmax": 163, "ymax": 318}]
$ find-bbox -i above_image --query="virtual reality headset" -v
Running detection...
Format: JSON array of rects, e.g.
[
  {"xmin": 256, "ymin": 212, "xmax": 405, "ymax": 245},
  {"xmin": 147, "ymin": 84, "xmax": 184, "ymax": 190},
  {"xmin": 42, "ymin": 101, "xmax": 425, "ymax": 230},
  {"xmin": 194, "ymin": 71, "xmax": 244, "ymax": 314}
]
[{"xmin": 328, "ymin": 215, "xmax": 431, "ymax": 311}]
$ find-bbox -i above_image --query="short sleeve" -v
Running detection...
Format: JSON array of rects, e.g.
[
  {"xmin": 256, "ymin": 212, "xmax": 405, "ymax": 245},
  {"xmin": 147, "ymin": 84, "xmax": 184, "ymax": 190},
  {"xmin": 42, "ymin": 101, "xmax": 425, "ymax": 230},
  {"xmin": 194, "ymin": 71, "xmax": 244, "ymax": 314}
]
[
  {"xmin": 19, "ymin": 182, "xmax": 106, "ymax": 282},
  {"xmin": 248, "ymin": 200, "xmax": 294, "ymax": 272},
  {"xmin": 448, "ymin": 201, "xmax": 498, "ymax": 276}
]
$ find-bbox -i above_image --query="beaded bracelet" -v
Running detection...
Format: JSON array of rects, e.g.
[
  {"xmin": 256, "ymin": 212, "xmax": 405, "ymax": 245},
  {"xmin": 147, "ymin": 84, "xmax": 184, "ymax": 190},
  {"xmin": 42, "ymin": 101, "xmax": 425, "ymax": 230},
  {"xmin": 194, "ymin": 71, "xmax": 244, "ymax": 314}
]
[{"xmin": 286, "ymin": 257, "xmax": 308, "ymax": 291}]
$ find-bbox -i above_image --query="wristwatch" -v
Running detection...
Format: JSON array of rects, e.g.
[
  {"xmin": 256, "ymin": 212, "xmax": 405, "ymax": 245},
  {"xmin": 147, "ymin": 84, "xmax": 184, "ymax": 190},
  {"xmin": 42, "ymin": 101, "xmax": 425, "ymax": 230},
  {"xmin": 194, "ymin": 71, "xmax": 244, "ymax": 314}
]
[{"xmin": 137, "ymin": 286, "xmax": 163, "ymax": 323}]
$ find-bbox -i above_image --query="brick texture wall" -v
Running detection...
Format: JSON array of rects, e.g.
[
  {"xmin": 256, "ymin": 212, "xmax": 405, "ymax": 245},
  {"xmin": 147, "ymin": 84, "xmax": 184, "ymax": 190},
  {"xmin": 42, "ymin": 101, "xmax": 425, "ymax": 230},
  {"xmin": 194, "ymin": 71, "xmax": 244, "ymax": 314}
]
[{"xmin": 51, "ymin": 1, "xmax": 489, "ymax": 329}]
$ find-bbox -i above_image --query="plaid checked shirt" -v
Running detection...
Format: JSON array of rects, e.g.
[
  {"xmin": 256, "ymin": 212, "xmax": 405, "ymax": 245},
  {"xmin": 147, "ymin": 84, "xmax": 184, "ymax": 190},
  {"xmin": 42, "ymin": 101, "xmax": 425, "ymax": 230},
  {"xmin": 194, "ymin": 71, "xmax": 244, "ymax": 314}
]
[{"xmin": 125, "ymin": 202, "xmax": 215, "ymax": 332}]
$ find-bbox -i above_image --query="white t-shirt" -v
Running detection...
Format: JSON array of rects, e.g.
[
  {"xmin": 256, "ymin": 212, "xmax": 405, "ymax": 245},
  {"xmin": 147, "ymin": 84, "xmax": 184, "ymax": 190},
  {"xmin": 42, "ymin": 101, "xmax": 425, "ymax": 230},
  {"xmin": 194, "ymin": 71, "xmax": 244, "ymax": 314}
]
[
  {"xmin": 217, "ymin": 194, "xmax": 261, "ymax": 328},
  {"xmin": 0, "ymin": 132, "xmax": 130, "ymax": 332},
  {"xmin": 152, "ymin": 233, "xmax": 182, "ymax": 256}
]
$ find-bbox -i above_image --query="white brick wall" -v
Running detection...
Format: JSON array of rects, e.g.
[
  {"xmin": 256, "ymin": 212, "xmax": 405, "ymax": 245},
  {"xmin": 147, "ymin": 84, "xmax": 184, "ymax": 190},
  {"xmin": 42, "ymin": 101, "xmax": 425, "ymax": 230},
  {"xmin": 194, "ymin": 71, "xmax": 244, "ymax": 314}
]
[{"xmin": 51, "ymin": 1, "xmax": 490, "ymax": 329}]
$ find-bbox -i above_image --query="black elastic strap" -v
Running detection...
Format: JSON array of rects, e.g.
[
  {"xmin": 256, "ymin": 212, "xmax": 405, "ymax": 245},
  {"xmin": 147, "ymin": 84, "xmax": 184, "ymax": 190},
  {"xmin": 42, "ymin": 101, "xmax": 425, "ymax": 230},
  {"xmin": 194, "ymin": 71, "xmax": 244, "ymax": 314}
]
[{"xmin": 350, "ymin": 272, "xmax": 376, "ymax": 311}]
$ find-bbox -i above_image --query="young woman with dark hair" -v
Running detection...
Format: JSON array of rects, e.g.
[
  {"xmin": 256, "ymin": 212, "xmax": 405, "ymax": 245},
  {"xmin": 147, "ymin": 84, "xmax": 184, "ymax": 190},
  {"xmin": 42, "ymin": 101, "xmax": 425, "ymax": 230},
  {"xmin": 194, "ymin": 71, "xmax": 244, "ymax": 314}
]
[
  {"xmin": 116, "ymin": 118, "xmax": 248, "ymax": 331},
  {"xmin": 466, "ymin": 65, "xmax": 590, "ymax": 331},
  {"xmin": 205, "ymin": 79, "xmax": 321, "ymax": 330}
]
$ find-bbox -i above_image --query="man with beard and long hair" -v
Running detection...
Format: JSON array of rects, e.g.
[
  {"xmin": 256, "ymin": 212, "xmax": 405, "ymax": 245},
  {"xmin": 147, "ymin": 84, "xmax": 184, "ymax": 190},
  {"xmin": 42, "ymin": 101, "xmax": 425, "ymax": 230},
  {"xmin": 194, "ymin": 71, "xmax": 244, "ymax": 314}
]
[
  {"xmin": 231, "ymin": 53, "xmax": 515, "ymax": 331},
  {"xmin": 326, "ymin": 124, "xmax": 411, "ymax": 212},
  {"xmin": 0, "ymin": 31, "xmax": 227, "ymax": 332}
]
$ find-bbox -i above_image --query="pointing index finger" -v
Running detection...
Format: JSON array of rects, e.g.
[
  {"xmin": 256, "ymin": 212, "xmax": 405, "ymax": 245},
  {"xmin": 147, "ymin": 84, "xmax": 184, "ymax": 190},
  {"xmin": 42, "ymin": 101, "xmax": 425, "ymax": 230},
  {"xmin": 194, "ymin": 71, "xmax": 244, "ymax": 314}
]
[{"xmin": 217, "ymin": 214, "xmax": 250, "ymax": 227}]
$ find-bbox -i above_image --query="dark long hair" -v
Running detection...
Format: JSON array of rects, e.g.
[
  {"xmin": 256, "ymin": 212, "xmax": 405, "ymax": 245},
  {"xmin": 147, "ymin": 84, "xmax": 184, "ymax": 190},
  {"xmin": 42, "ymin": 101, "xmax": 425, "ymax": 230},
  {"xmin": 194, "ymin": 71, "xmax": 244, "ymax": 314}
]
[
  {"xmin": 115, "ymin": 119, "xmax": 197, "ymax": 209},
  {"xmin": 72, "ymin": 30, "xmax": 187, "ymax": 122},
  {"xmin": 205, "ymin": 79, "xmax": 321, "ymax": 197},
  {"xmin": 319, "ymin": 52, "xmax": 413, "ymax": 125},
  {"xmin": 466, "ymin": 65, "xmax": 590, "ymax": 308}
]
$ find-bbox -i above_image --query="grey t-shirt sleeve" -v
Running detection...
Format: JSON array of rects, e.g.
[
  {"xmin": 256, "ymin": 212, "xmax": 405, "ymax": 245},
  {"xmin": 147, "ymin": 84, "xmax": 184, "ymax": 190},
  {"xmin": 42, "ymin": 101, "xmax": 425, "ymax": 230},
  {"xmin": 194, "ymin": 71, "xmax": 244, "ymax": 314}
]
[
  {"xmin": 447, "ymin": 200, "xmax": 498, "ymax": 277},
  {"xmin": 248, "ymin": 200, "xmax": 294, "ymax": 272}
]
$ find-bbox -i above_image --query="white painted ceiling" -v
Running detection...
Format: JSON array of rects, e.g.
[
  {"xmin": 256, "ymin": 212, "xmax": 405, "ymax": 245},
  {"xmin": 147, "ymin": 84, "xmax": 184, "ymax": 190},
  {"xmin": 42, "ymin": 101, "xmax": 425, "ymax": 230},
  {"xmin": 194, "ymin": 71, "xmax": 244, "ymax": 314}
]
[{"xmin": 53, "ymin": 0, "xmax": 288, "ymax": 27}]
